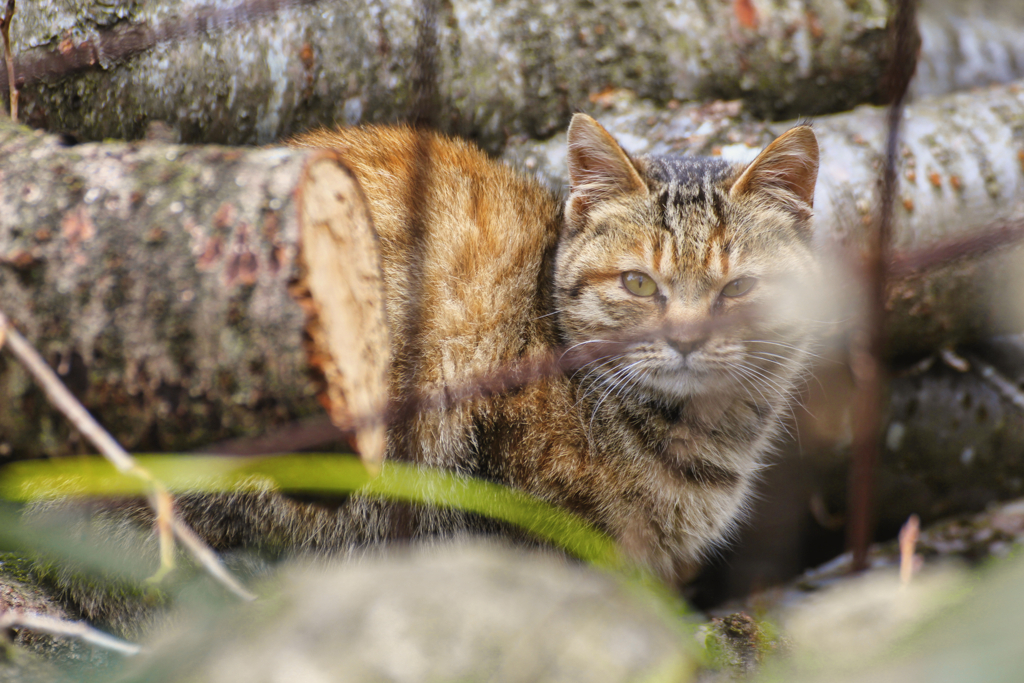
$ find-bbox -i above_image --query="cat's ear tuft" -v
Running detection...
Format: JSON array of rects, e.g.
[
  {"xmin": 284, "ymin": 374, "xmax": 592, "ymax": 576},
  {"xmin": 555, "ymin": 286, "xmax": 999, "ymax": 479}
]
[
  {"xmin": 729, "ymin": 125, "xmax": 819, "ymax": 218},
  {"xmin": 566, "ymin": 114, "xmax": 647, "ymax": 211}
]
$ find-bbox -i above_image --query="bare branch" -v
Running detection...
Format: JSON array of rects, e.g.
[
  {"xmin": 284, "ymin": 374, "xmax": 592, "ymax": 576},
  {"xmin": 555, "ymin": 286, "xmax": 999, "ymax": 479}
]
[
  {"xmin": 197, "ymin": 415, "xmax": 347, "ymax": 456},
  {"xmin": 169, "ymin": 512, "xmax": 257, "ymax": 601},
  {"xmin": 0, "ymin": 310, "xmax": 253, "ymax": 601},
  {"xmin": 0, "ymin": 610, "xmax": 142, "ymax": 656},
  {"xmin": 889, "ymin": 219, "xmax": 1024, "ymax": 278},
  {"xmin": 0, "ymin": 0, "xmax": 16, "ymax": 121},
  {"xmin": 846, "ymin": 0, "xmax": 919, "ymax": 573},
  {"xmin": 966, "ymin": 353, "xmax": 1024, "ymax": 413}
]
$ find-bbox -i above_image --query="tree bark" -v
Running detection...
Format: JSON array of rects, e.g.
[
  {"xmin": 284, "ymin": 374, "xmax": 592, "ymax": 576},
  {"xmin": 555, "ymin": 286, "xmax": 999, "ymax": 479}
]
[
  {"xmin": 912, "ymin": 0, "xmax": 1024, "ymax": 101},
  {"xmin": 787, "ymin": 337, "xmax": 1024, "ymax": 538},
  {"xmin": 0, "ymin": 120, "xmax": 388, "ymax": 463},
  {"xmin": 504, "ymin": 80, "xmax": 1024, "ymax": 356},
  {"xmin": 4, "ymin": 78, "xmax": 1024, "ymax": 458},
  {"xmin": 1, "ymin": 0, "xmax": 898, "ymax": 151}
]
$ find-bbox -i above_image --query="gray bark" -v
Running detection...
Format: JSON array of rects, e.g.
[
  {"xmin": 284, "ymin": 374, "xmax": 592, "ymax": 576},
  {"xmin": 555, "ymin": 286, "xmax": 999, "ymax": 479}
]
[
  {"xmin": 504, "ymin": 80, "xmax": 1024, "ymax": 356},
  {"xmin": 0, "ymin": 119, "xmax": 388, "ymax": 463},
  {"xmin": 800, "ymin": 336, "xmax": 1024, "ymax": 535},
  {"xmin": 912, "ymin": 0, "xmax": 1024, "ymax": 100},
  {"xmin": 2, "ymin": 0, "xmax": 897, "ymax": 151}
]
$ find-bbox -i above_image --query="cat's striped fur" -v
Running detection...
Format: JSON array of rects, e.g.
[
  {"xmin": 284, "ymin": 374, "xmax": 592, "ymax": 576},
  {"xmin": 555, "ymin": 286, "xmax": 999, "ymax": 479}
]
[
  {"xmin": 288, "ymin": 115, "xmax": 820, "ymax": 582},
  {"xmin": 36, "ymin": 116, "xmax": 820, "ymax": 637}
]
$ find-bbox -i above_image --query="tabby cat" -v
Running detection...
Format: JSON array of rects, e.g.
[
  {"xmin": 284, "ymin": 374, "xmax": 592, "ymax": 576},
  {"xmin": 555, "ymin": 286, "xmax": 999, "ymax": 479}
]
[
  {"xmin": 38, "ymin": 115, "xmax": 820, "ymax": 635},
  {"xmin": 285, "ymin": 114, "xmax": 820, "ymax": 582}
]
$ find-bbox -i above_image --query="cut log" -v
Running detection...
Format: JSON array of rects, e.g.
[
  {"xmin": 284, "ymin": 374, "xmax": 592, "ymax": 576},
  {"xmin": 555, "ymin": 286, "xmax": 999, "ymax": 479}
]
[
  {"xmin": 0, "ymin": 120, "xmax": 388, "ymax": 463},
  {"xmin": 912, "ymin": 0, "xmax": 1024, "ymax": 100},
  {"xmin": 795, "ymin": 336, "xmax": 1024, "ymax": 536},
  {"xmin": 504, "ymin": 80, "xmax": 1024, "ymax": 356},
  {"xmin": 1, "ymin": 0, "xmax": 897, "ymax": 150}
]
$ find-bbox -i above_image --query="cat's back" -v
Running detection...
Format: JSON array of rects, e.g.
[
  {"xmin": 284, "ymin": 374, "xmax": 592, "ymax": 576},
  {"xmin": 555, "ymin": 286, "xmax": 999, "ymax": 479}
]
[
  {"xmin": 293, "ymin": 123, "xmax": 562, "ymax": 344},
  {"xmin": 292, "ymin": 125, "xmax": 560, "ymax": 252},
  {"xmin": 291, "ymin": 126, "xmax": 565, "ymax": 461}
]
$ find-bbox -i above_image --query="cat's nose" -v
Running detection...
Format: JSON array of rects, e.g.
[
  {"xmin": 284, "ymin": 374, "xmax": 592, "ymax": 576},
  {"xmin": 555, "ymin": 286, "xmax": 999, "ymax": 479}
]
[{"xmin": 667, "ymin": 337, "xmax": 706, "ymax": 356}]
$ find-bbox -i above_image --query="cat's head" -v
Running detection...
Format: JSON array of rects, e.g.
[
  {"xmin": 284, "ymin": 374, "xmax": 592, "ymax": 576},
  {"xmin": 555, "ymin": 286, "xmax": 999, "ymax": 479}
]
[{"xmin": 554, "ymin": 114, "xmax": 820, "ymax": 404}]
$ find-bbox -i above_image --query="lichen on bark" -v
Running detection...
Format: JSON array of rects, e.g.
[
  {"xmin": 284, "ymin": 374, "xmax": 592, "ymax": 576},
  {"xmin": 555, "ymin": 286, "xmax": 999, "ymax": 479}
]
[
  {"xmin": 5, "ymin": 0, "xmax": 898, "ymax": 151},
  {"xmin": 0, "ymin": 121, "xmax": 322, "ymax": 459}
]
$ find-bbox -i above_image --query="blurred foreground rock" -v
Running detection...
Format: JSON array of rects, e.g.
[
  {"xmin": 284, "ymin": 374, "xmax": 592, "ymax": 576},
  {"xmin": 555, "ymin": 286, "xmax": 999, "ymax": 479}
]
[
  {"xmin": 768, "ymin": 496, "xmax": 1024, "ymax": 683},
  {"xmin": 698, "ymin": 496, "xmax": 1024, "ymax": 682},
  {"xmin": 109, "ymin": 543, "xmax": 695, "ymax": 683}
]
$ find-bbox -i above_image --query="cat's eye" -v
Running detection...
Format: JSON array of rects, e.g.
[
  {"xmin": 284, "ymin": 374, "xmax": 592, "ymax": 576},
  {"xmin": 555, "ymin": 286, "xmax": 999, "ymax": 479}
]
[
  {"xmin": 721, "ymin": 277, "xmax": 757, "ymax": 298},
  {"xmin": 622, "ymin": 271, "xmax": 658, "ymax": 297}
]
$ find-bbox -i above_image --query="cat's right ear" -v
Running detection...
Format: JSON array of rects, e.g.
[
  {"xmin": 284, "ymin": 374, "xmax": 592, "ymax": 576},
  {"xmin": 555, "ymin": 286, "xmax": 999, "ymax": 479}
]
[
  {"xmin": 566, "ymin": 114, "xmax": 647, "ymax": 223},
  {"xmin": 729, "ymin": 125, "xmax": 819, "ymax": 220}
]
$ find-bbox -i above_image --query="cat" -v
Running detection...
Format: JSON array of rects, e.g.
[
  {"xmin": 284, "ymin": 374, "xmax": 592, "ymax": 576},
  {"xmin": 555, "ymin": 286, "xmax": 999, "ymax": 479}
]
[
  {"xmin": 286, "ymin": 114, "xmax": 820, "ymax": 581},
  {"xmin": 30, "ymin": 115, "xmax": 820, "ymax": 636}
]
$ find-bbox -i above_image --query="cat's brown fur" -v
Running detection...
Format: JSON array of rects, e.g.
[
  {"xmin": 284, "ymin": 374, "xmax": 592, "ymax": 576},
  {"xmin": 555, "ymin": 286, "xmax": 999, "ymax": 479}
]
[
  {"xmin": 288, "ymin": 116, "xmax": 820, "ymax": 581},
  {"xmin": 35, "ymin": 117, "xmax": 820, "ymax": 637}
]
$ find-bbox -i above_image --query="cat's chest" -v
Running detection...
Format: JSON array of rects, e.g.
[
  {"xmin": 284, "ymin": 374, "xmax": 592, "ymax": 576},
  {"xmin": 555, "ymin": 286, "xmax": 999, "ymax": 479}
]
[
  {"xmin": 618, "ymin": 393, "xmax": 761, "ymax": 460},
  {"xmin": 610, "ymin": 393, "xmax": 771, "ymax": 512}
]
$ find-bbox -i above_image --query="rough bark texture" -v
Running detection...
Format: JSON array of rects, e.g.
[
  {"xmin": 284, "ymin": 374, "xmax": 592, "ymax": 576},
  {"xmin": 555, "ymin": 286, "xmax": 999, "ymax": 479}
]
[
  {"xmin": 797, "ymin": 336, "xmax": 1024, "ymax": 536},
  {"xmin": 1, "ymin": 0, "xmax": 896, "ymax": 151},
  {"xmin": 504, "ymin": 80, "xmax": 1024, "ymax": 357},
  {"xmin": 0, "ymin": 120, "xmax": 388, "ymax": 463},
  {"xmin": 912, "ymin": 0, "xmax": 1024, "ymax": 101}
]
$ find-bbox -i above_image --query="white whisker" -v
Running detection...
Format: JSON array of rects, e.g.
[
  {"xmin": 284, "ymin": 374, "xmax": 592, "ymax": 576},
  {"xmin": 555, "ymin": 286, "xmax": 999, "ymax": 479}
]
[
  {"xmin": 533, "ymin": 308, "xmax": 564, "ymax": 321},
  {"xmin": 588, "ymin": 361, "xmax": 648, "ymax": 440}
]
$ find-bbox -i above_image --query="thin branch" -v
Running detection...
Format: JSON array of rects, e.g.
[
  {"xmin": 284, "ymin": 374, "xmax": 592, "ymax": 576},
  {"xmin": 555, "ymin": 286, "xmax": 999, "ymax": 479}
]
[
  {"xmin": 897, "ymin": 513, "xmax": 920, "ymax": 587},
  {"xmin": 197, "ymin": 414, "xmax": 347, "ymax": 456},
  {"xmin": 846, "ymin": 0, "xmax": 918, "ymax": 573},
  {"xmin": 344, "ymin": 311, "xmax": 756, "ymax": 439},
  {"xmin": 0, "ymin": 611, "xmax": 142, "ymax": 656},
  {"xmin": 198, "ymin": 312, "xmax": 754, "ymax": 458},
  {"xmin": 0, "ymin": 0, "xmax": 16, "ymax": 121},
  {"xmin": 966, "ymin": 353, "xmax": 1024, "ymax": 413},
  {"xmin": 169, "ymin": 513, "xmax": 255, "ymax": 599},
  {"xmin": 889, "ymin": 218, "xmax": 1024, "ymax": 278},
  {"xmin": 0, "ymin": 310, "xmax": 254, "ymax": 601}
]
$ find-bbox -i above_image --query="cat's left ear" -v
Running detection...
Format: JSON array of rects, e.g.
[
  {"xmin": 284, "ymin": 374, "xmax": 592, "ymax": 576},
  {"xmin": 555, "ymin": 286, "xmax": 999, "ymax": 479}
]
[{"xmin": 729, "ymin": 125, "xmax": 818, "ymax": 220}]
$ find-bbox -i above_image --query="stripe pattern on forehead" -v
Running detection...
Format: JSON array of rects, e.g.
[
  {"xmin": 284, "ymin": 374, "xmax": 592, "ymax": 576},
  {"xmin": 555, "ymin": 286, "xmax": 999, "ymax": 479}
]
[
  {"xmin": 648, "ymin": 158, "xmax": 733, "ymax": 229},
  {"xmin": 645, "ymin": 155, "xmax": 733, "ymax": 192},
  {"xmin": 646, "ymin": 155, "xmax": 735, "ymax": 281}
]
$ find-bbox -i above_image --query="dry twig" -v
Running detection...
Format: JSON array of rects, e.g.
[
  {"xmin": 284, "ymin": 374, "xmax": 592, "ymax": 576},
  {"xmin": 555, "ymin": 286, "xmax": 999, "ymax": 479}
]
[
  {"xmin": 967, "ymin": 353, "xmax": 1024, "ymax": 412},
  {"xmin": 0, "ymin": 0, "xmax": 319, "ymax": 95},
  {"xmin": 0, "ymin": 610, "xmax": 142, "ymax": 656},
  {"xmin": 0, "ymin": 0, "xmax": 16, "ymax": 122},
  {"xmin": 846, "ymin": 0, "xmax": 918, "ymax": 573},
  {"xmin": 0, "ymin": 310, "xmax": 255, "ymax": 601},
  {"xmin": 898, "ymin": 513, "xmax": 920, "ymax": 587}
]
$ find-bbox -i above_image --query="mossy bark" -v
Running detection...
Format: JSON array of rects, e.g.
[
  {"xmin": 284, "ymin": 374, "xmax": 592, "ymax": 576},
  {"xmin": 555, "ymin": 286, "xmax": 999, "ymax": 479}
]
[
  {"xmin": 3, "ymin": 0, "xmax": 897, "ymax": 151},
  {"xmin": 0, "ymin": 120, "xmax": 388, "ymax": 462},
  {"xmin": 800, "ymin": 338, "xmax": 1024, "ymax": 536}
]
